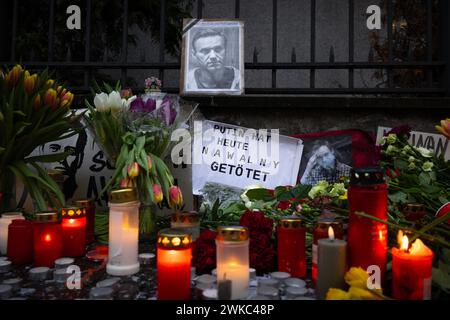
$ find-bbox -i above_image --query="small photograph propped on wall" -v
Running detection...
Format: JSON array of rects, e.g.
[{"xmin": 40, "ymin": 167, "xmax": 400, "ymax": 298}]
[{"xmin": 180, "ymin": 19, "xmax": 244, "ymax": 96}]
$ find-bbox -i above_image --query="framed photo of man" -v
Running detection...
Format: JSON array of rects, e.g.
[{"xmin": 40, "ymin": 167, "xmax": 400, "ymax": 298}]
[{"xmin": 180, "ymin": 19, "xmax": 244, "ymax": 95}]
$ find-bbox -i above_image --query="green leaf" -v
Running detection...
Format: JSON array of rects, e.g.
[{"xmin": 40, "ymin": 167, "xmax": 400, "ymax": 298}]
[
  {"xmin": 24, "ymin": 152, "xmax": 70, "ymax": 163},
  {"xmin": 419, "ymin": 172, "xmax": 431, "ymax": 186},
  {"xmin": 388, "ymin": 191, "xmax": 408, "ymax": 204},
  {"xmin": 246, "ymin": 188, "xmax": 274, "ymax": 201},
  {"xmin": 433, "ymin": 267, "xmax": 450, "ymax": 293}
]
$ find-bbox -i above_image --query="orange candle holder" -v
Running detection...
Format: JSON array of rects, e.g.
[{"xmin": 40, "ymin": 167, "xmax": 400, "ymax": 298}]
[
  {"xmin": 392, "ymin": 232, "xmax": 434, "ymax": 300},
  {"xmin": 157, "ymin": 228, "xmax": 192, "ymax": 300}
]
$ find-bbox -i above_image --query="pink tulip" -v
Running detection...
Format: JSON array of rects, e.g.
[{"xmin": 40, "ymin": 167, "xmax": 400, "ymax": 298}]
[
  {"xmin": 153, "ymin": 184, "xmax": 163, "ymax": 204},
  {"xmin": 127, "ymin": 162, "xmax": 140, "ymax": 178},
  {"xmin": 436, "ymin": 119, "xmax": 450, "ymax": 139},
  {"xmin": 146, "ymin": 155, "xmax": 153, "ymax": 171},
  {"xmin": 169, "ymin": 186, "xmax": 183, "ymax": 207}
]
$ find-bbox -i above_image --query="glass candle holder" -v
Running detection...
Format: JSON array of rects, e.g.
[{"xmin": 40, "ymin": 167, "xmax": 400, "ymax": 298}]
[
  {"xmin": 0, "ymin": 211, "xmax": 24, "ymax": 255},
  {"xmin": 7, "ymin": 219, "xmax": 33, "ymax": 265},
  {"xmin": 74, "ymin": 199, "xmax": 96, "ymax": 244},
  {"xmin": 106, "ymin": 188, "xmax": 140, "ymax": 276},
  {"xmin": 33, "ymin": 212, "xmax": 63, "ymax": 267},
  {"xmin": 216, "ymin": 226, "xmax": 249, "ymax": 300},
  {"xmin": 277, "ymin": 217, "xmax": 306, "ymax": 278},
  {"xmin": 347, "ymin": 167, "xmax": 388, "ymax": 285},
  {"xmin": 312, "ymin": 219, "xmax": 344, "ymax": 284},
  {"xmin": 157, "ymin": 228, "xmax": 193, "ymax": 300},
  {"xmin": 170, "ymin": 211, "xmax": 200, "ymax": 241},
  {"xmin": 61, "ymin": 206, "xmax": 87, "ymax": 257}
]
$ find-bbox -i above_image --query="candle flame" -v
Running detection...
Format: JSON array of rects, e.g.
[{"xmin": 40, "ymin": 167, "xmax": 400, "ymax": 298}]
[
  {"xmin": 69, "ymin": 219, "xmax": 75, "ymax": 224},
  {"xmin": 44, "ymin": 234, "xmax": 51, "ymax": 242},
  {"xmin": 328, "ymin": 226, "xmax": 335, "ymax": 240},
  {"xmin": 409, "ymin": 238, "xmax": 433, "ymax": 256},
  {"xmin": 400, "ymin": 235, "xmax": 409, "ymax": 251}
]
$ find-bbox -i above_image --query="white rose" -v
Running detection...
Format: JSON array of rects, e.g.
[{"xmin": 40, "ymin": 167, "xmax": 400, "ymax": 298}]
[{"xmin": 415, "ymin": 147, "xmax": 433, "ymax": 158}]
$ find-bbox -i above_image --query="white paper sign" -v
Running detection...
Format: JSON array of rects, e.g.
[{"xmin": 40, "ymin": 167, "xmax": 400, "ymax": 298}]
[
  {"xmin": 376, "ymin": 126, "xmax": 450, "ymax": 160},
  {"xmin": 192, "ymin": 120, "xmax": 303, "ymax": 194}
]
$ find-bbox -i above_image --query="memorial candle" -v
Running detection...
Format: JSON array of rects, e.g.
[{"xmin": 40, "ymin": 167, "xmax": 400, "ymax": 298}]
[
  {"xmin": 61, "ymin": 207, "xmax": 86, "ymax": 257},
  {"xmin": 392, "ymin": 232, "xmax": 434, "ymax": 300},
  {"xmin": 216, "ymin": 226, "xmax": 249, "ymax": 300},
  {"xmin": 157, "ymin": 229, "xmax": 192, "ymax": 300},
  {"xmin": 316, "ymin": 226, "xmax": 347, "ymax": 300},
  {"xmin": 277, "ymin": 217, "xmax": 306, "ymax": 278},
  {"xmin": 7, "ymin": 219, "xmax": 33, "ymax": 265},
  {"xmin": 171, "ymin": 211, "xmax": 200, "ymax": 241},
  {"xmin": 33, "ymin": 212, "xmax": 63, "ymax": 268},
  {"xmin": 0, "ymin": 212, "xmax": 24, "ymax": 255},
  {"xmin": 74, "ymin": 199, "xmax": 96, "ymax": 244}
]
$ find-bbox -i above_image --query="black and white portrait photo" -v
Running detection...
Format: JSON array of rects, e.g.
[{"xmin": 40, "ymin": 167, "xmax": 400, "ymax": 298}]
[
  {"xmin": 180, "ymin": 19, "xmax": 244, "ymax": 95},
  {"xmin": 298, "ymin": 135, "xmax": 353, "ymax": 185}
]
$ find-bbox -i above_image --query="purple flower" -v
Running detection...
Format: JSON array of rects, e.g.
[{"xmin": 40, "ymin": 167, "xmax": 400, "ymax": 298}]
[
  {"xmin": 386, "ymin": 125, "xmax": 412, "ymax": 139},
  {"xmin": 159, "ymin": 97, "xmax": 177, "ymax": 126},
  {"xmin": 130, "ymin": 96, "xmax": 156, "ymax": 113}
]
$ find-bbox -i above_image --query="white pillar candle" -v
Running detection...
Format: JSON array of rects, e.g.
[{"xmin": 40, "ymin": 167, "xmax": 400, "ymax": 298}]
[
  {"xmin": 107, "ymin": 189, "xmax": 140, "ymax": 276},
  {"xmin": 0, "ymin": 212, "xmax": 24, "ymax": 255}
]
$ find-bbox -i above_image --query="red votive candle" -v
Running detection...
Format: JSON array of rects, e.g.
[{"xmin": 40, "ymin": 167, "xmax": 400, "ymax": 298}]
[
  {"xmin": 157, "ymin": 228, "xmax": 192, "ymax": 300},
  {"xmin": 392, "ymin": 233, "xmax": 434, "ymax": 300},
  {"xmin": 75, "ymin": 199, "xmax": 95, "ymax": 244},
  {"xmin": 312, "ymin": 219, "xmax": 344, "ymax": 284},
  {"xmin": 7, "ymin": 219, "xmax": 34, "ymax": 265},
  {"xmin": 348, "ymin": 167, "xmax": 388, "ymax": 285},
  {"xmin": 277, "ymin": 217, "xmax": 306, "ymax": 278},
  {"xmin": 33, "ymin": 212, "xmax": 63, "ymax": 267},
  {"xmin": 61, "ymin": 207, "xmax": 86, "ymax": 257}
]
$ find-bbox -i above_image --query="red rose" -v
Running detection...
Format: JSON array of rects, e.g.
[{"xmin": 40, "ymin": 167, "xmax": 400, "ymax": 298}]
[
  {"xmin": 192, "ymin": 229, "xmax": 217, "ymax": 275},
  {"xmin": 277, "ymin": 200, "xmax": 291, "ymax": 210}
]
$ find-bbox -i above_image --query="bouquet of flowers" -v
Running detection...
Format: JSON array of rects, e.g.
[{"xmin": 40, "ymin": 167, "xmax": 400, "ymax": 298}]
[
  {"xmin": 0, "ymin": 65, "xmax": 77, "ymax": 212},
  {"xmin": 85, "ymin": 77, "xmax": 197, "ymax": 235}
]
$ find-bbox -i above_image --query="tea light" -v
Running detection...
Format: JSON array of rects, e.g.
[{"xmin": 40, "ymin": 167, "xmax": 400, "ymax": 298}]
[
  {"xmin": 54, "ymin": 268, "xmax": 70, "ymax": 284},
  {"xmin": 2, "ymin": 278, "xmax": 22, "ymax": 291},
  {"xmin": 284, "ymin": 277, "xmax": 306, "ymax": 288},
  {"xmin": 270, "ymin": 271, "xmax": 291, "ymax": 283},
  {"xmin": 29, "ymin": 267, "xmax": 50, "ymax": 281},
  {"xmin": 96, "ymin": 277, "xmax": 121, "ymax": 289},
  {"xmin": 138, "ymin": 253, "xmax": 155, "ymax": 265},
  {"xmin": 55, "ymin": 257, "xmax": 74, "ymax": 269},
  {"xmin": 0, "ymin": 260, "xmax": 11, "ymax": 273},
  {"xmin": 195, "ymin": 282, "xmax": 215, "ymax": 299},
  {"xmin": 258, "ymin": 278, "xmax": 279, "ymax": 288},
  {"xmin": 285, "ymin": 286, "xmax": 308, "ymax": 299},
  {"xmin": 89, "ymin": 287, "xmax": 114, "ymax": 300},
  {"xmin": 157, "ymin": 228, "xmax": 192, "ymax": 300},
  {"xmin": 257, "ymin": 286, "xmax": 279, "ymax": 300},
  {"xmin": 202, "ymin": 288, "xmax": 218, "ymax": 300},
  {"xmin": 0, "ymin": 284, "xmax": 13, "ymax": 299},
  {"xmin": 196, "ymin": 274, "xmax": 216, "ymax": 288},
  {"xmin": 61, "ymin": 206, "xmax": 87, "ymax": 257}
]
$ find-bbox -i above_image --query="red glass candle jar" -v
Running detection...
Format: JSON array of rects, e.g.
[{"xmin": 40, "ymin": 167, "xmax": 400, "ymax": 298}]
[
  {"xmin": 348, "ymin": 167, "xmax": 388, "ymax": 285},
  {"xmin": 61, "ymin": 207, "xmax": 86, "ymax": 257},
  {"xmin": 157, "ymin": 229, "xmax": 192, "ymax": 300},
  {"xmin": 392, "ymin": 235, "xmax": 434, "ymax": 300},
  {"xmin": 7, "ymin": 219, "xmax": 34, "ymax": 265},
  {"xmin": 312, "ymin": 219, "xmax": 344, "ymax": 284},
  {"xmin": 277, "ymin": 217, "xmax": 306, "ymax": 278},
  {"xmin": 75, "ymin": 199, "xmax": 95, "ymax": 244},
  {"xmin": 33, "ymin": 212, "xmax": 63, "ymax": 267}
]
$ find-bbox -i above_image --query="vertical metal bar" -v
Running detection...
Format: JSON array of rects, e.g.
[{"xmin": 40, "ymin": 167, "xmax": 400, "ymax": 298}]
[
  {"xmin": 310, "ymin": 0, "xmax": 316, "ymax": 88},
  {"xmin": 84, "ymin": 0, "xmax": 92, "ymax": 88},
  {"xmin": 235, "ymin": 0, "xmax": 240, "ymax": 18},
  {"xmin": 387, "ymin": 0, "xmax": 393, "ymax": 88},
  {"xmin": 159, "ymin": 0, "xmax": 166, "ymax": 84},
  {"xmin": 10, "ymin": 0, "xmax": 18, "ymax": 61},
  {"xmin": 348, "ymin": 0, "xmax": 354, "ymax": 89},
  {"xmin": 121, "ymin": 0, "xmax": 128, "ymax": 85},
  {"xmin": 441, "ymin": 0, "xmax": 450, "ymax": 95},
  {"xmin": 48, "ymin": 0, "xmax": 55, "ymax": 62},
  {"xmin": 272, "ymin": 0, "xmax": 277, "ymax": 88},
  {"xmin": 426, "ymin": 0, "xmax": 433, "ymax": 87},
  {"xmin": 197, "ymin": 0, "xmax": 203, "ymax": 19}
]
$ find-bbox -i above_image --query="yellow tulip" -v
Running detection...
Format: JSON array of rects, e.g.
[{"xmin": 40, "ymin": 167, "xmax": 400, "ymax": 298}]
[
  {"xmin": 46, "ymin": 79, "xmax": 55, "ymax": 87},
  {"xmin": 24, "ymin": 71, "xmax": 38, "ymax": 95},
  {"xmin": 344, "ymin": 267, "xmax": 369, "ymax": 289},
  {"xmin": 436, "ymin": 119, "xmax": 450, "ymax": 139},
  {"xmin": 60, "ymin": 91, "xmax": 74, "ymax": 108},
  {"xmin": 10, "ymin": 64, "xmax": 23, "ymax": 85},
  {"xmin": 326, "ymin": 288, "xmax": 351, "ymax": 300},
  {"xmin": 44, "ymin": 88, "xmax": 58, "ymax": 109},
  {"xmin": 348, "ymin": 286, "xmax": 381, "ymax": 300}
]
